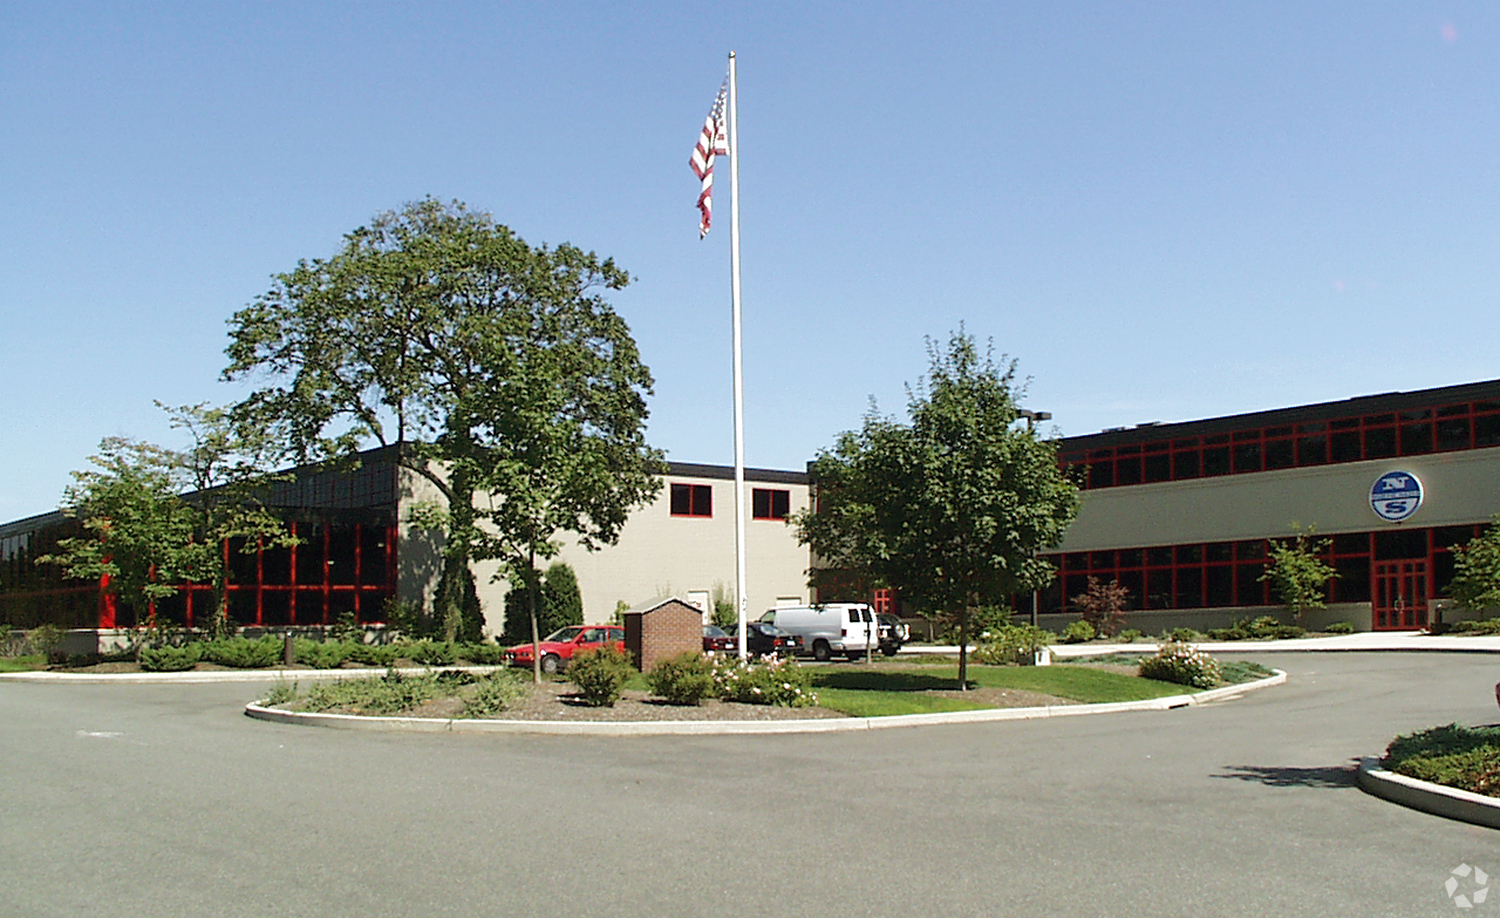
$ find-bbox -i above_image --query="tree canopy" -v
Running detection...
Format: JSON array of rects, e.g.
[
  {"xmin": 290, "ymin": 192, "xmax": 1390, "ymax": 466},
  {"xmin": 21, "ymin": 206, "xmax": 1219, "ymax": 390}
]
[
  {"xmin": 223, "ymin": 198, "xmax": 663, "ymax": 646},
  {"xmin": 792, "ymin": 330, "xmax": 1080, "ymax": 688},
  {"xmin": 1259, "ymin": 523, "xmax": 1337, "ymax": 620},
  {"xmin": 1448, "ymin": 515, "xmax": 1500, "ymax": 614},
  {"xmin": 37, "ymin": 404, "xmax": 293, "ymax": 640}
]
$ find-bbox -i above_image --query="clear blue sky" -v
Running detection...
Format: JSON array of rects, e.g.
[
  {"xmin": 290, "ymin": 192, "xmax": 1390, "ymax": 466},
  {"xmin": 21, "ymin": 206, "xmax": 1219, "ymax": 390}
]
[{"xmin": 3, "ymin": 2, "xmax": 1497, "ymax": 522}]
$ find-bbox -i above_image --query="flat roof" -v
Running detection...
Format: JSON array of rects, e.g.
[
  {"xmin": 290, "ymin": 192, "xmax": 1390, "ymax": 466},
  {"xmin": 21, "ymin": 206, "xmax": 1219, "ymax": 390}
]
[{"xmin": 1060, "ymin": 378, "xmax": 1500, "ymax": 453}]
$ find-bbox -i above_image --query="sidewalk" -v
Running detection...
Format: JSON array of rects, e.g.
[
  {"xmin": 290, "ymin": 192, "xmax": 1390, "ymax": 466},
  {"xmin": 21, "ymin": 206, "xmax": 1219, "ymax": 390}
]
[{"xmin": 900, "ymin": 630, "xmax": 1500, "ymax": 658}]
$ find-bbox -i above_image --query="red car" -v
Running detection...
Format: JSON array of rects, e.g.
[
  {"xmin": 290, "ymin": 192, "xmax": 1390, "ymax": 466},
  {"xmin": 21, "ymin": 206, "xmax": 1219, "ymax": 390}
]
[
  {"xmin": 703, "ymin": 625, "xmax": 737, "ymax": 653},
  {"xmin": 506, "ymin": 625, "xmax": 625, "ymax": 675}
]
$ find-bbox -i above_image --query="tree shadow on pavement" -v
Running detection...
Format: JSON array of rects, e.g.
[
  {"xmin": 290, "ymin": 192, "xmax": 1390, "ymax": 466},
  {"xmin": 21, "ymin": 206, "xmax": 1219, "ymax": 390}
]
[{"xmin": 1211, "ymin": 762, "xmax": 1359, "ymax": 789}]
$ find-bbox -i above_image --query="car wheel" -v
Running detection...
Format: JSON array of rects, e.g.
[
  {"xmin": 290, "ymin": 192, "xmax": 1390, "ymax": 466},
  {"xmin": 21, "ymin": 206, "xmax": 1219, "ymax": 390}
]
[
  {"xmin": 541, "ymin": 654, "xmax": 561, "ymax": 675},
  {"xmin": 812, "ymin": 641, "xmax": 831, "ymax": 662}
]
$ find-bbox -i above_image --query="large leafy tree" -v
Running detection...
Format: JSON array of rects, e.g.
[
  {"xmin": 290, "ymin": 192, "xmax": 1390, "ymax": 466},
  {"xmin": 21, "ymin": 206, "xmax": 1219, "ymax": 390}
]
[
  {"xmin": 223, "ymin": 198, "xmax": 663, "ymax": 657},
  {"xmin": 793, "ymin": 330, "xmax": 1080, "ymax": 689}
]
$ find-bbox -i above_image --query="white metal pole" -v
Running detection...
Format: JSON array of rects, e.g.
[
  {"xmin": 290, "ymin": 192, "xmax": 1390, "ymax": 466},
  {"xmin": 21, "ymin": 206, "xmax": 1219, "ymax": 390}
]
[{"xmin": 727, "ymin": 51, "xmax": 748, "ymax": 660}]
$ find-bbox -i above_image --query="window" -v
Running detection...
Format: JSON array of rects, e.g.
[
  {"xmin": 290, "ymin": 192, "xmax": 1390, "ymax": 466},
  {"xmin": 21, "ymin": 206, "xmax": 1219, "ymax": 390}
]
[
  {"xmin": 752, "ymin": 488, "xmax": 790, "ymax": 520},
  {"xmin": 670, "ymin": 483, "xmax": 712, "ymax": 517}
]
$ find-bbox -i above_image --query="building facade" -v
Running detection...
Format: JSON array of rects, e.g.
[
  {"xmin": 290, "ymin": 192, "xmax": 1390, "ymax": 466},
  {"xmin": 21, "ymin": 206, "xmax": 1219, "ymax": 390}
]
[
  {"xmin": 1044, "ymin": 380, "xmax": 1500, "ymax": 632},
  {"xmin": 0, "ymin": 448, "xmax": 812, "ymax": 640}
]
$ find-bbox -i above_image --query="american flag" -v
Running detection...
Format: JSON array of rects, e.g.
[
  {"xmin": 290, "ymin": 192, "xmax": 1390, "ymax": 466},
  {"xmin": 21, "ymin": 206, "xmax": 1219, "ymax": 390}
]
[{"xmin": 690, "ymin": 77, "xmax": 729, "ymax": 238}]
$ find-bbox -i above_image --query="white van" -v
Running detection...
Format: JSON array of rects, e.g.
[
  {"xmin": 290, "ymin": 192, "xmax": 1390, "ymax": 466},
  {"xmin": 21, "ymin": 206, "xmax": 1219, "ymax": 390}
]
[{"xmin": 759, "ymin": 603, "xmax": 877, "ymax": 662}]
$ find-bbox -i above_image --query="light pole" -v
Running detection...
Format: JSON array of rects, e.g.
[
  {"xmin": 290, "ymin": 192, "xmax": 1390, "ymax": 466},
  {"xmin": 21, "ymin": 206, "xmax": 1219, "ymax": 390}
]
[{"xmin": 1019, "ymin": 409, "xmax": 1052, "ymax": 627}]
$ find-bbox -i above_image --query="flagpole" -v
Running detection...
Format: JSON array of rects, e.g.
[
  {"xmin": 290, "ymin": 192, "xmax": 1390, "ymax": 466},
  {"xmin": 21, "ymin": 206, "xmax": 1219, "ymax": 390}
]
[{"xmin": 727, "ymin": 51, "xmax": 748, "ymax": 660}]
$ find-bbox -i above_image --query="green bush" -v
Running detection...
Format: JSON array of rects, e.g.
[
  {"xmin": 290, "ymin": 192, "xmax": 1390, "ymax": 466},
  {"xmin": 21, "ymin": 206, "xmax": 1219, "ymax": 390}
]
[
  {"xmin": 1118, "ymin": 629, "xmax": 1143, "ymax": 644},
  {"xmin": 201, "ymin": 636, "xmax": 283, "ymax": 668},
  {"xmin": 140, "ymin": 643, "xmax": 201, "ymax": 672},
  {"xmin": 403, "ymin": 640, "xmax": 457, "ymax": 666},
  {"xmin": 346, "ymin": 643, "xmax": 401, "ymax": 667},
  {"xmin": 25, "ymin": 624, "xmax": 66, "ymax": 659},
  {"xmin": 1450, "ymin": 619, "xmax": 1500, "ymax": 635},
  {"xmin": 1324, "ymin": 621, "xmax": 1356, "ymax": 635},
  {"xmin": 567, "ymin": 645, "xmax": 633, "ymax": 707},
  {"xmin": 460, "ymin": 670, "xmax": 529, "ymax": 717},
  {"xmin": 457, "ymin": 642, "xmax": 506, "ymax": 665},
  {"xmin": 646, "ymin": 652, "xmax": 716, "ymax": 705},
  {"xmin": 711, "ymin": 654, "xmax": 816, "ymax": 707},
  {"xmin": 972, "ymin": 624, "xmax": 1056, "ymax": 665},
  {"xmin": 294, "ymin": 639, "xmax": 352, "ymax": 670},
  {"xmin": 1207, "ymin": 616, "xmax": 1306, "ymax": 641},
  {"xmin": 1060, "ymin": 620, "xmax": 1096, "ymax": 644},
  {"xmin": 300, "ymin": 669, "xmax": 443, "ymax": 715},
  {"xmin": 1162, "ymin": 627, "xmax": 1202, "ymax": 642},
  {"xmin": 1137, "ymin": 641, "xmax": 1221, "ymax": 689},
  {"xmin": 262, "ymin": 677, "xmax": 298, "ymax": 707}
]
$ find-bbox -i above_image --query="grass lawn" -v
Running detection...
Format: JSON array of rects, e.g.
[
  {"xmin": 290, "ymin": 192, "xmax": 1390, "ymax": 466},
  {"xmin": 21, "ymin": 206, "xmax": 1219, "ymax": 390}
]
[
  {"xmin": 0, "ymin": 655, "xmax": 45, "ymax": 673},
  {"xmin": 810, "ymin": 661, "xmax": 1193, "ymax": 717}
]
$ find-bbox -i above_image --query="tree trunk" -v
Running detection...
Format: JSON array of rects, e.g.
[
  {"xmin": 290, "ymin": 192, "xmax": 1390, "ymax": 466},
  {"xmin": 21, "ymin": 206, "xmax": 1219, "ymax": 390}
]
[{"xmin": 436, "ymin": 463, "xmax": 476, "ymax": 643}]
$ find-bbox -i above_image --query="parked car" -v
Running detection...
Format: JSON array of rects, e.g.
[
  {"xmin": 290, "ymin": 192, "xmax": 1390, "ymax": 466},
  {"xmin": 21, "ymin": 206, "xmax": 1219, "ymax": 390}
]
[
  {"xmin": 759, "ymin": 603, "xmax": 878, "ymax": 661},
  {"xmin": 877, "ymin": 613, "xmax": 909, "ymax": 657},
  {"xmin": 506, "ymin": 625, "xmax": 625, "ymax": 675},
  {"xmin": 743, "ymin": 621, "xmax": 802, "ymax": 657},
  {"xmin": 702, "ymin": 624, "xmax": 737, "ymax": 653}
]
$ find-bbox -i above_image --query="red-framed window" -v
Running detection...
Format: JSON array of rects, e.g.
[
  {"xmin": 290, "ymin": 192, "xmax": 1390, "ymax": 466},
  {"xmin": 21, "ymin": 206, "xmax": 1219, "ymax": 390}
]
[
  {"xmin": 1062, "ymin": 398, "xmax": 1500, "ymax": 490},
  {"xmin": 752, "ymin": 488, "xmax": 790, "ymax": 520},
  {"xmin": 1039, "ymin": 524, "xmax": 1482, "ymax": 616},
  {"xmin": 670, "ymin": 483, "xmax": 713, "ymax": 517}
]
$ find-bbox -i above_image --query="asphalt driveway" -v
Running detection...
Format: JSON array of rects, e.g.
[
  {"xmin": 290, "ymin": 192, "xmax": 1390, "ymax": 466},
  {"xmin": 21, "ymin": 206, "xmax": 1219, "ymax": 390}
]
[{"xmin": 2, "ymin": 651, "xmax": 1496, "ymax": 918}]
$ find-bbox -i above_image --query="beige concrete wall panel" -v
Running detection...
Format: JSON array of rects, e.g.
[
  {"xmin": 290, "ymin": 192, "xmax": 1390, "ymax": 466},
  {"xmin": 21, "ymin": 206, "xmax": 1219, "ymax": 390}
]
[{"xmin": 1058, "ymin": 448, "xmax": 1500, "ymax": 552}]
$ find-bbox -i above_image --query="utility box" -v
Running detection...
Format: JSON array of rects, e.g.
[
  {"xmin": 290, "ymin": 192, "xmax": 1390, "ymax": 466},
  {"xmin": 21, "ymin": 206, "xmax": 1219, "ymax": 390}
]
[{"xmin": 623, "ymin": 597, "xmax": 702, "ymax": 672}]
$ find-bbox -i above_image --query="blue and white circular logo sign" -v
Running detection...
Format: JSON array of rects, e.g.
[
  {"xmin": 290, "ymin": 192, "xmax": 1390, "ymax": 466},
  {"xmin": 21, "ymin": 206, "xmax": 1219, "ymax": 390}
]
[{"xmin": 1370, "ymin": 470, "xmax": 1423, "ymax": 523}]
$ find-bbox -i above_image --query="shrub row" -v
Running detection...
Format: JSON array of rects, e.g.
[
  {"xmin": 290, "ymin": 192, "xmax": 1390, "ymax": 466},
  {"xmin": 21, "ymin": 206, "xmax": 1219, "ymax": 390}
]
[{"xmin": 135, "ymin": 636, "xmax": 509, "ymax": 672}]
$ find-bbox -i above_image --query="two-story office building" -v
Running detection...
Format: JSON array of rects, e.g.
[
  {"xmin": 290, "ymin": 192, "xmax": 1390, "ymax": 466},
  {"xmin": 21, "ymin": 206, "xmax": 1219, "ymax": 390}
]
[{"xmin": 1042, "ymin": 380, "xmax": 1500, "ymax": 632}]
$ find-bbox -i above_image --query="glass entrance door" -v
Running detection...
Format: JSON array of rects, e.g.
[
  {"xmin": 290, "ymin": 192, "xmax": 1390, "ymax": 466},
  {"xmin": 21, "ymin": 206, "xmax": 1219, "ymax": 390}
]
[{"xmin": 1373, "ymin": 560, "xmax": 1428, "ymax": 630}]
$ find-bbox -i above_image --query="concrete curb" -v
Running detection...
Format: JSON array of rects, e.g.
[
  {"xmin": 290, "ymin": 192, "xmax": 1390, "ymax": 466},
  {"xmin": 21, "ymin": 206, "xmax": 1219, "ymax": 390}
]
[
  {"xmin": 0, "ymin": 665, "xmax": 502, "ymax": 685},
  {"xmin": 1357, "ymin": 756, "xmax": 1500, "ymax": 831},
  {"xmin": 241, "ymin": 669, "xmax": 1287, "ymax": 736}
]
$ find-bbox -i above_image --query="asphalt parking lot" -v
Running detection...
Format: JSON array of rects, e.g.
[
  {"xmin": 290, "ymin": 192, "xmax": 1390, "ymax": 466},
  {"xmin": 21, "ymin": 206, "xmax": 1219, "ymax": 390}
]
[{"xmin": 2, "ymin": 651, "xmax": 1497, "ymax": 918}]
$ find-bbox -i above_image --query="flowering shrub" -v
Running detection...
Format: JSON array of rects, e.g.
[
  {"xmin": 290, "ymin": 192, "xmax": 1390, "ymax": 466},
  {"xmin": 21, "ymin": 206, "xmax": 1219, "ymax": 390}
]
[
  {"xmin": 1137, "ymin": 641, "xmax": 1221, "ymax": 689},
  {"xmin": 972, "ymin": 624, "xmax": 1056, "ymax": 665},
  {"xmin": 646, "ymin": 652, "xmax": 716, "ymax": 705},
  {"xmin": 710, "ymin": 653, "xmax": 817, "ymax": 707},
  {"xmin": 567, "ymin": 645, "xmax": 633, "ymax": 707}
]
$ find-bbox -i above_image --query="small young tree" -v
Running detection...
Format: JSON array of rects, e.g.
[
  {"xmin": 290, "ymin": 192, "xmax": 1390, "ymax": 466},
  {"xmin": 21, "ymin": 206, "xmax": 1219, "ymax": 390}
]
[
  {"xmin": 1073, "ymin": 576, "xmax": 1129, "ymax": 637},
  {"xmin": 1259, "ymin": 524, "xmax": 1336, "ymax": 619},
  {"xmin": 793, "ymin": 329, "xmax": 1080, "ymax": 689},
  {"xmin": 1449, "ymin": 515, "xmax": 1500, "ymax": 614},
  {"xmin": 37, "ymin": 438, "xmax": 202, "ymax": 641}
]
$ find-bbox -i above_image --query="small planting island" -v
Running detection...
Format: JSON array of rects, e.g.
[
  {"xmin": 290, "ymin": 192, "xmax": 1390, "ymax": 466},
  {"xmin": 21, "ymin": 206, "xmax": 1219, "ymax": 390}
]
[{"xmin": 254, "ymin": 655, "xmax": 1280, "ymax": 723}]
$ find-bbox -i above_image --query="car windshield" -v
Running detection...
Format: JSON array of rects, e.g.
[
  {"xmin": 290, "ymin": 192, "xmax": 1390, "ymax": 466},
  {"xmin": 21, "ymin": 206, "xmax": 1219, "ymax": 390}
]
[
  {"xmin": 704, "ymin": 626, "xmax": 728, "ymax": 637},
  {"xmin": 543, "ymin": 626, "xmax": 585, "ymax": 643}
]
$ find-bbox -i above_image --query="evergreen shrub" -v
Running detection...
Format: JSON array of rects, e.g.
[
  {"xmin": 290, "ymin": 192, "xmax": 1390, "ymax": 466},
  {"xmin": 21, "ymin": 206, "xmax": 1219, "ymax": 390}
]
[{"xmin": 140, "ymin": 643, "xmax": 200, "ymax": 672}]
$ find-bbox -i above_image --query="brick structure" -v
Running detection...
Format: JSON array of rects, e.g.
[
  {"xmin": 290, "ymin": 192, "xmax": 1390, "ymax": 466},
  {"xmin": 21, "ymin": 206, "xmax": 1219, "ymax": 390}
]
[{"xmin": 623, "ymin": 597, "xmax": 703, "ymax": 672}]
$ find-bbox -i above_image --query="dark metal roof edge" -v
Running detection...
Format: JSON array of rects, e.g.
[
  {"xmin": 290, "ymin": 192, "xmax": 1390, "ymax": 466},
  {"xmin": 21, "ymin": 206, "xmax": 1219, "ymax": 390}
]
[
  {"xmin": 665, "ymin": 462, "xmax": 809, "ymax": 485},
  {"xmin": 1058, "ymin": 379, "xmax": 1500, "ymax": 452}
]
